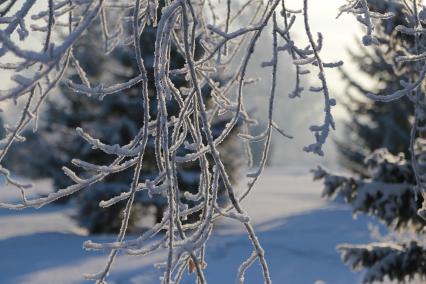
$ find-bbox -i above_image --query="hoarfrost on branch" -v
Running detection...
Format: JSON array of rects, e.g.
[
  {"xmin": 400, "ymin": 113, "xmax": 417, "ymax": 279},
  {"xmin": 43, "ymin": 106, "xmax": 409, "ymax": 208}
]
[{"xmin": 0, "ymin": 0, "xmax": 422, "ymax": 283}]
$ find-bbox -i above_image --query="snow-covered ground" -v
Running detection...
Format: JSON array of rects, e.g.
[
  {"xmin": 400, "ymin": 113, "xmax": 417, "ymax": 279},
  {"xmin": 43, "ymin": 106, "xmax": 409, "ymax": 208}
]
[{"xmin": 0, "ymin": 168, "xmax": 375, "ymax": 284}]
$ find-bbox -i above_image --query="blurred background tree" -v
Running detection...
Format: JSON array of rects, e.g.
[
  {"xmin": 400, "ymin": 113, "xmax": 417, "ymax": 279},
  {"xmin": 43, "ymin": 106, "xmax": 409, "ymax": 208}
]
[
  {"xmin": 314, "ymin": 1, "xmax": 426, "ymax": 282},
  {"xmin": 4, "ymin": 20, "xmax": 241, "ymax": 234},
  {"xmin": 314, "ymin": 146, "xmax": 426, "ymax": 283},
  {"xmin": 336, "ymin": 0, "xmax": 414, "ymax": 176}
]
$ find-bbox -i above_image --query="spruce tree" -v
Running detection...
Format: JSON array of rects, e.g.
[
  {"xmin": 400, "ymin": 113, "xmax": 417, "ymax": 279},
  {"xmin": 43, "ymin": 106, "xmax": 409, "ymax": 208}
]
[
  {"xmin": 5, "ymin": 22, "xmax": 240, "ymax": 234},
  {"xmin": 336, "ymin": 0, "xmax": 414, "ymax": 175},
  {"xmin": 314, "ymin": 145, "xmax": 426, "ymax": 283},
  {"xmin": 313, "ymin": 1, "xmax": 426, "ymax": 282}
]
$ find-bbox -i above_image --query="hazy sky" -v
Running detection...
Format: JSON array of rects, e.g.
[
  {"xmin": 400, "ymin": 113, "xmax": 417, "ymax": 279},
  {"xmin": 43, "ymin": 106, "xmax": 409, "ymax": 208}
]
[
  {"xmin": 287, "ymin": 0, "xmax": 362, "ymax": 110},
  {"xmin": 242, "ymin": 1, "xmax": 365, "ymax": 167}
]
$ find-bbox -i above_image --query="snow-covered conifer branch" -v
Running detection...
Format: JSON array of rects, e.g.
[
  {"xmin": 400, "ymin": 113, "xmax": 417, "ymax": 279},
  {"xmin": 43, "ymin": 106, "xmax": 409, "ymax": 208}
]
[{"xmin": 338, "ymin": 241, "xmax": 426, "ymax": 283}]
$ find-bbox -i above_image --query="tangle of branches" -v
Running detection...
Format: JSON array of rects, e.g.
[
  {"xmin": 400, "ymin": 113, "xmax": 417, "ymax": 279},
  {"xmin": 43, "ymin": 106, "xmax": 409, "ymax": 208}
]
[{"xmin": 0, "ymin": 0, "xmax": 423, "ymax": 283}]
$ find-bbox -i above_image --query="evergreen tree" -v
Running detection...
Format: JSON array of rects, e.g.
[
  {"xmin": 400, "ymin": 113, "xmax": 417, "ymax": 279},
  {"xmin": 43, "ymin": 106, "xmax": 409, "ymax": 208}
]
[
  {"xmin": 336, "ymin": 0, "xmax": 415, "ymax": 175},
  {"xmin": 316, "ymin": 2, "xmax": 426, "ymax": 281},
  {"xmin": 5, "ymin": 22, "xmax": 240, "ymax": 234},
  {"xmin": 314, "ymin": 145, "xmax": 426, "ymax": 283}
]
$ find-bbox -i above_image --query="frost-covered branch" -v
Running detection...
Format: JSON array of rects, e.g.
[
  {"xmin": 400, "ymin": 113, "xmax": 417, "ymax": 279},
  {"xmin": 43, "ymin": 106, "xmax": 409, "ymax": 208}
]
[{"xmin": 0, "ymin": 0, "xmax": 414, "ymax": 283}]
